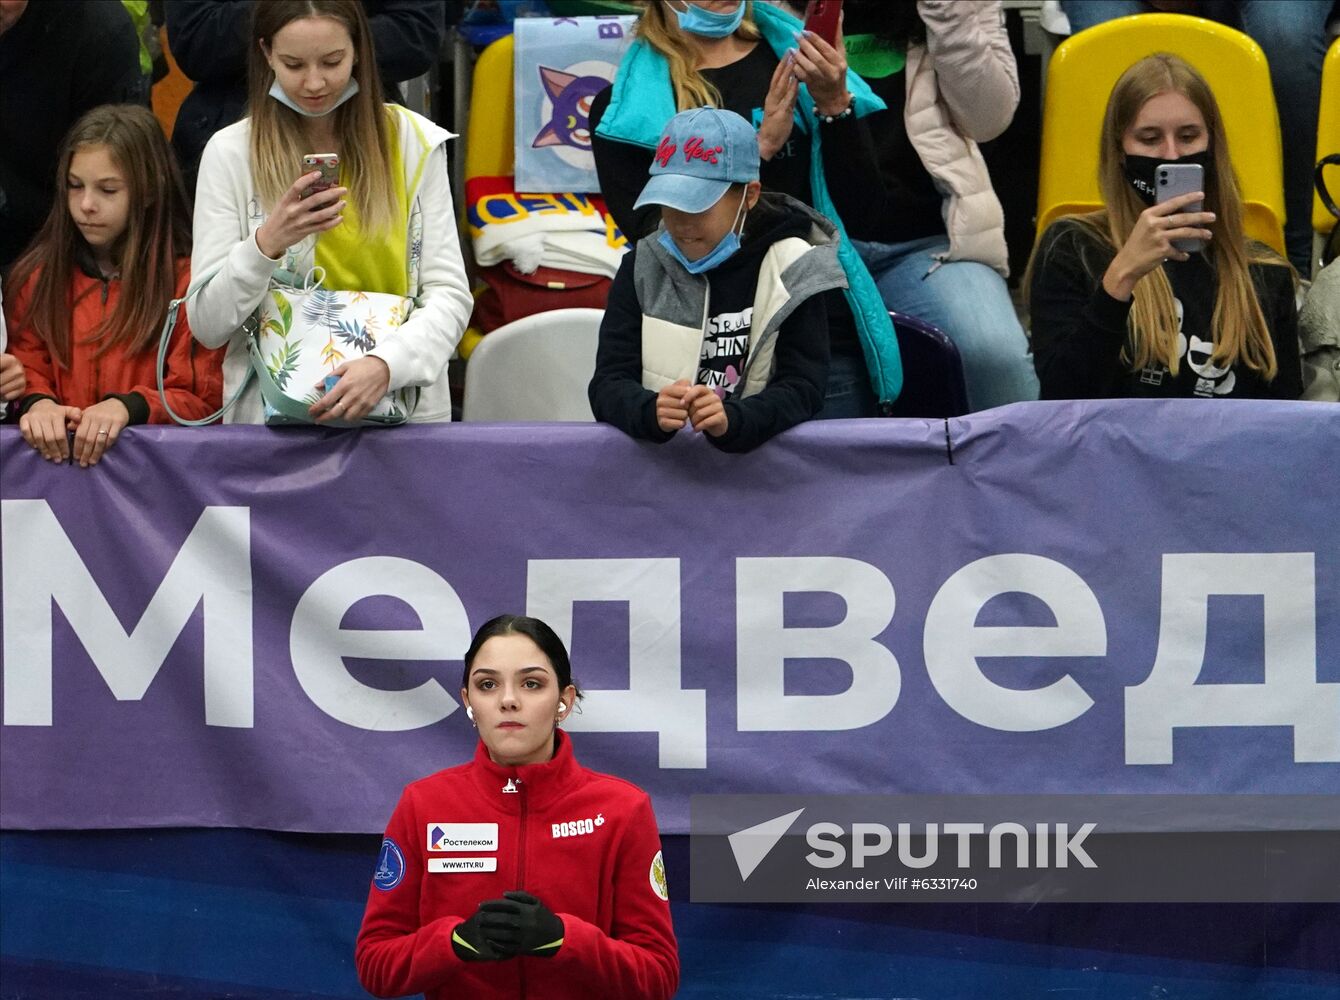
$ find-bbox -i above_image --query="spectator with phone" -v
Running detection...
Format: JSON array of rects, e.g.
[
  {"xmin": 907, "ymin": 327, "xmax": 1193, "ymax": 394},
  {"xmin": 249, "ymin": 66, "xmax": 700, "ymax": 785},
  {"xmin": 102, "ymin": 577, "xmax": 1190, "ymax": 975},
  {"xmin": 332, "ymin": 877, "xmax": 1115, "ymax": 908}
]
[
  {"xmin": 591, "ymin": 0, "xmax": 902, "ymax": 419},
  {"xmin": 1027, "ymin": 53, "xmax": 1302, "ymax": 400},
  {"xmin": 3, "ymin": 105, "xmax": 224, "ymax": 467},
  {"xmin": 1061, "ymin": 0, "xmax": 1333, "ymax": 277},
  {"xmin": 165, "ymin": 0, "xmax": 447, "ymax": 194},
  {"xmin": 188, "ymin": 0, "xmax": 472, "ymax": 424},
  {"xmin": 789, "ymin": 0, "xmax": 1040, "ymax": 411}
]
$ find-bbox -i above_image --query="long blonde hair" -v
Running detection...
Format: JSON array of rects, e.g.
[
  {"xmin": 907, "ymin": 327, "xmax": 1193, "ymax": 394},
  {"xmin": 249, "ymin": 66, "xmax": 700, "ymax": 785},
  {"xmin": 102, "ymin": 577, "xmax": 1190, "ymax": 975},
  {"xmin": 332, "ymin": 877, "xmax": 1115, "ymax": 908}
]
[
  {"xmin": 247, "ymin": 0, "xmax": 395, "ymax": 234},
  {"xmin": 1029, "ymin": 53, "xmax": 1286, "ymax": 379},
  {"xmin": 636, "ymin": 1, "xmax": 761, "ymax": 111}
]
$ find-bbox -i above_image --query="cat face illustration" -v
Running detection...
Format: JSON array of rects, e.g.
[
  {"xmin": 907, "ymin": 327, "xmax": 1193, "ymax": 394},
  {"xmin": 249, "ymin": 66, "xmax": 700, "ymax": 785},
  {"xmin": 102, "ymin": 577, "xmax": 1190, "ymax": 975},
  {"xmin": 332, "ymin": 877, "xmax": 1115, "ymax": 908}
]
[
  {"xmin": 1179, "ymin": 331, "xmax": 1237, "ymax": 395},
  {"xmin": 531, "ymin": 66, "xmax": 607, "ymax": 149}
]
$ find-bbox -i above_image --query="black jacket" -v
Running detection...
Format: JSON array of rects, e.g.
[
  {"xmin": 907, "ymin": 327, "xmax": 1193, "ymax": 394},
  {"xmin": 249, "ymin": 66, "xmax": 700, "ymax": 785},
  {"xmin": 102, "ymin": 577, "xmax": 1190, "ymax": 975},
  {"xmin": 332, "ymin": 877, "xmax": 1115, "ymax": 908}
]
[
  {"xmin": 1029, "ymin": 218, "xmax": 1303, "ymax": 400},
  {"xmin": 590, "ymin": 195, "xmax": 833, "ymax": 453},
  {"xmin": 165, "ymin": 0, "xmax": 446, "ymax": 193},
  {"xmin": 0, "ymin": 1, "xmax": 143, "ymax": 269}
]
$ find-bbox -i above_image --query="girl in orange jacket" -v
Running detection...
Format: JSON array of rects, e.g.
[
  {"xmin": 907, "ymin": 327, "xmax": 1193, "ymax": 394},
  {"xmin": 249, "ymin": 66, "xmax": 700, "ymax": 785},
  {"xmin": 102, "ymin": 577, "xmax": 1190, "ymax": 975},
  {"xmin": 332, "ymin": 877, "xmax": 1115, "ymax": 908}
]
[{"xmin": 5, "ymin": 104, "xmax": 224, "ymax": 468}]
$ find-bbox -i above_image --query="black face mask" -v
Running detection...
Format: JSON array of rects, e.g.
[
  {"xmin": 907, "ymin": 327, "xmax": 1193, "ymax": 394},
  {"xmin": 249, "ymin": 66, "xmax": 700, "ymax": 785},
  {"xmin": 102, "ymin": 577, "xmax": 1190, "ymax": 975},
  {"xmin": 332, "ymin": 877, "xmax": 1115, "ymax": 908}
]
[{"xmin": 1122, "ymin": 150, "xmax": 1212, "ymax": 206}]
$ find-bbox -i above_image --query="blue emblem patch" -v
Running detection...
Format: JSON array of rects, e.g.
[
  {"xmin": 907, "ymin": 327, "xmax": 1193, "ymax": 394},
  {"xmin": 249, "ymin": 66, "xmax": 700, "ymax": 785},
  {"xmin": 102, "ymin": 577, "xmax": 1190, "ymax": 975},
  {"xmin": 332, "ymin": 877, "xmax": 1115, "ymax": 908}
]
[{"xmin": 374, "ymin": 838, "xmax": 405, "ymax": 891}]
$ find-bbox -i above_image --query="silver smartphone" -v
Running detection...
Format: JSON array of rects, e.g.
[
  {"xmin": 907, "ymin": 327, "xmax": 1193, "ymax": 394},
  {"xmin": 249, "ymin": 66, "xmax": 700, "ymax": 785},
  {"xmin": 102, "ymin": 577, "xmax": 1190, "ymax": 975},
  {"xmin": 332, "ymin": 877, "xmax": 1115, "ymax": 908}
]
[
  {"xmin": 301, "ymin": 152, "xmax": 340, "ymax": 198},
  {"xmin": 1156, "ymin": 162, "xmax": 1204, "ymax": 253}
]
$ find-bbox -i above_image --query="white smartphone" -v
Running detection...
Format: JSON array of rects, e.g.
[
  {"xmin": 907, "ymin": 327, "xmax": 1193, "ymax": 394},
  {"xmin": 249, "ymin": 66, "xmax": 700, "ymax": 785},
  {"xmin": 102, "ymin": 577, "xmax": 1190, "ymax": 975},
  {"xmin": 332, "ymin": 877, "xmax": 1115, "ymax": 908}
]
[{"xmin": 1155, "ymin": 162, "xmax": 1204, "ymax": 254}]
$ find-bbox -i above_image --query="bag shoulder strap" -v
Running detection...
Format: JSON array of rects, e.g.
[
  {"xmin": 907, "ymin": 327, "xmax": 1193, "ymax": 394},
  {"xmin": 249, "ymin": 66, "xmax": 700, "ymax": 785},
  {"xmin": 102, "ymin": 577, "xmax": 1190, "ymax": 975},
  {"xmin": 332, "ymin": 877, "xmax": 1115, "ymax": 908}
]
[
  {"xmin": 1318, "ymin": 154, "xmax": 1340, "ymax": 220},
  {"xmin": 156, "ymin": 263, "xmax": 257, "ymax": 426}
]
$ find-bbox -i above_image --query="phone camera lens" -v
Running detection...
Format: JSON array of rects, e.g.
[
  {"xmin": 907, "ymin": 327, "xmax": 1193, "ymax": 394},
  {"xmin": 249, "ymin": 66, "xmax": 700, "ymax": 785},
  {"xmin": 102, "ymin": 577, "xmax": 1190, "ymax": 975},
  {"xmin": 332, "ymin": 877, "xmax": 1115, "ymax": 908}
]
[{"xmin": 1159, "ymin": 177, "xmax": 1167, "ymax": 185}]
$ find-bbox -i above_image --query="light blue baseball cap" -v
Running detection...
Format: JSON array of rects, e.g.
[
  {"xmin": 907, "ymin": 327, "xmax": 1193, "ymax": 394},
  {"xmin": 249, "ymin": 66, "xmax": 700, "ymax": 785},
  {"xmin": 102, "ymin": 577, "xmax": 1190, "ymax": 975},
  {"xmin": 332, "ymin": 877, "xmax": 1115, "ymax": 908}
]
[{"xmin": 634, "ymin": 107, "xmax": 760, "ymax": 214}]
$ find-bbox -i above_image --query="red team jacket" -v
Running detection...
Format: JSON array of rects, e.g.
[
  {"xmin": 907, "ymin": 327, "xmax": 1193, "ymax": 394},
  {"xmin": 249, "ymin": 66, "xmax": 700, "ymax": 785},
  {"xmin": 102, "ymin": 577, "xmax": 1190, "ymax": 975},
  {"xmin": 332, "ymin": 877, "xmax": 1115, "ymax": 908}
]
[{"xmin": 356, "ymin": 731, "xmax": 679, "ymax": 999}]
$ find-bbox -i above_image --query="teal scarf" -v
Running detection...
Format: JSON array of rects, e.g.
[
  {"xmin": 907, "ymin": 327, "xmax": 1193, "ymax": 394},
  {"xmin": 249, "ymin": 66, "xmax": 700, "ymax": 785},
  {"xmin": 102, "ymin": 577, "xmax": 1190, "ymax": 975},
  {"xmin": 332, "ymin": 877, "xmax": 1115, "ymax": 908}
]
[{"xmin": 595, "ymin": 1, "xmax": 903, "ymax": 404}]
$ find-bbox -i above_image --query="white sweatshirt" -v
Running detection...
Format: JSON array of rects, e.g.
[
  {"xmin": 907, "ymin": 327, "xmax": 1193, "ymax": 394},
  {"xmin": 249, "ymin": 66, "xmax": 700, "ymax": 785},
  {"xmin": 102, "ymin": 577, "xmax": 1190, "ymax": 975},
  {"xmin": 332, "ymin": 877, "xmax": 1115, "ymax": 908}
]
[{"xmin": 188, "ymin": 106, "xmax": 472, "ymax": 423}]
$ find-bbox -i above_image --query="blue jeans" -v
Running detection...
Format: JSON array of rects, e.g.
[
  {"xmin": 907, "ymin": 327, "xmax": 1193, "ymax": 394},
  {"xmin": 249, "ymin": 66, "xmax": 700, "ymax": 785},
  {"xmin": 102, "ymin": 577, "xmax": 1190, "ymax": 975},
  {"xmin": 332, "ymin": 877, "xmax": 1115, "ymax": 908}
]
[
  {"xmin": 850, "ymin": 236, "xmax": 1040, "ymax": 412},
  {"xmin": 1062, "ymin": 0, "xmax": 1332, "ymax": 273},
  {"xmin": 815, "ymin": 349, "xmax": 879, "ymax": 419}
]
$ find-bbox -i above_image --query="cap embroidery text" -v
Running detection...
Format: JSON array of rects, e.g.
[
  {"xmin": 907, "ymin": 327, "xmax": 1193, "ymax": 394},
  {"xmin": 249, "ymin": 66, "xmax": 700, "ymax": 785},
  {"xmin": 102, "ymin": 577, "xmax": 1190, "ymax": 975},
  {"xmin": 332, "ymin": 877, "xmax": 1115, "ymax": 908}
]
[{"xmin": 684, "ymin": 137, "xmax": 722, "ymax": 164}]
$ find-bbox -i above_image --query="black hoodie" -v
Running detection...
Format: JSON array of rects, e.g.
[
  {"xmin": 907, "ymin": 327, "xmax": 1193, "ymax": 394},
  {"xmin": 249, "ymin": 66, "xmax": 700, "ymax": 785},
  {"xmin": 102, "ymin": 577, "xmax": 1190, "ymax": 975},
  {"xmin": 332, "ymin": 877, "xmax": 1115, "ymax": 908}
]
[
  {"xmin": 0, "ymin": 1, "xmax": 142, "ymax": 269},
  {"xmin": 590, "ymin": 193, "xmax": 837, "ymax": 453}
]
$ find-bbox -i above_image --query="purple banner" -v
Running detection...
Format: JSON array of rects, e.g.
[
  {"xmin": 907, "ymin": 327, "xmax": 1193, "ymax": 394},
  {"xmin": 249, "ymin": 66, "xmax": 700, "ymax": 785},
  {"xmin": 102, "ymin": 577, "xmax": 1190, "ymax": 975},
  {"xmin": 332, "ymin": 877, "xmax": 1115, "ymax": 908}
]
[{"xmin": 2, "ymin": 400, "xmax": 1338, "ymax": 835}]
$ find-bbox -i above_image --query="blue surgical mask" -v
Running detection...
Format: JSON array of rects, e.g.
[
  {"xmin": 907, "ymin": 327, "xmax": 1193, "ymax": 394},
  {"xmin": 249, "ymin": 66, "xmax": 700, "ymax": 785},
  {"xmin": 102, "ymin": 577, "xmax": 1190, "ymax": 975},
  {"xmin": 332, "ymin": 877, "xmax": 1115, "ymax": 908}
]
[
  {"xmin": 659, "ymin": 191, "xmax": 749, "ymax": 274},
  {"xmin": 268, "ymin": 78, "xmax": 360, "ymax": 118},
  {"xmin": 670, "ymin": 1, "xmax": 746, "ymax": 38}
]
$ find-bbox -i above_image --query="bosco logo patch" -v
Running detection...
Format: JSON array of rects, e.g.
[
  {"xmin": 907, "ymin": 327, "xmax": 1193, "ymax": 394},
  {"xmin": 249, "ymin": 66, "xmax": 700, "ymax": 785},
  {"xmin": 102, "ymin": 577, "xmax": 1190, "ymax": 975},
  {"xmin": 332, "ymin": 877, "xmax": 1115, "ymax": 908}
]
[{"xmin": 552, "ymin": 813, "xmax": 605, "ymax": 839}]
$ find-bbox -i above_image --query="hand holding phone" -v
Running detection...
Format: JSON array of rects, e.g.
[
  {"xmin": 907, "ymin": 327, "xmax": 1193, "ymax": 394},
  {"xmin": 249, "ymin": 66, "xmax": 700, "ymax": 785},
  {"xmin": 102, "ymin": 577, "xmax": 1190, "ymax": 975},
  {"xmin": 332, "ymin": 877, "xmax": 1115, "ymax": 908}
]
[
  {"xmin": 803, "ymin": 0, "xmax": 842, "ymax": 47},
  {"xmin": 301, "ymin": 153, "xmax": 340, "ymax": 199},
  {"xmin": 1155, "ymin": 163, "xmax": 1205, "ymax": 253},
  {"xmin": 1103, "ymin": 170, "xmax": 1215, "ymax": 301},
  {"xmin": 254, "ymin": 168, "xmax": 347, "ymax": 259},
  {"xmin": 793, "ymin": 0, "xmax": 849, "ymax": 117}
]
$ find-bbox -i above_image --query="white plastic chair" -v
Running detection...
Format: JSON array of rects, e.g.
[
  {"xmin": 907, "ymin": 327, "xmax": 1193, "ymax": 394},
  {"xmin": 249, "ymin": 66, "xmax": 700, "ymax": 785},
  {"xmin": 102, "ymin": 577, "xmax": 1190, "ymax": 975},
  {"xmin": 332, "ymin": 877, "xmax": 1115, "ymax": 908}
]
[{"xmin": 460, "ymin": 308, "xmax": 604, "ymax": 422}]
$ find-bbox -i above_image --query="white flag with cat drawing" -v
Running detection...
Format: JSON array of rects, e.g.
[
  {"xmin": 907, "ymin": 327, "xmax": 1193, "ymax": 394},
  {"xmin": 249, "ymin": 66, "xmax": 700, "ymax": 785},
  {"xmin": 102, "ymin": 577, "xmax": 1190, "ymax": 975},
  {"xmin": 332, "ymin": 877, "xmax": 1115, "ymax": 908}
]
[{"xmin": 513, "ymin": 15, "xmax": 636, "ymax": 194}]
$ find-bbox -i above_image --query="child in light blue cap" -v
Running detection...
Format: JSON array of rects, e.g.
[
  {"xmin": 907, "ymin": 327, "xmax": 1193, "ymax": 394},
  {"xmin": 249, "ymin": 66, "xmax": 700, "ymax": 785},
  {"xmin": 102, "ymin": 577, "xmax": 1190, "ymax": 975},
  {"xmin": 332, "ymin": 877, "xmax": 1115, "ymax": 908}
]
[{"xmin": 589, "ymin": 106, "xmax": 848, "ymax": 452}]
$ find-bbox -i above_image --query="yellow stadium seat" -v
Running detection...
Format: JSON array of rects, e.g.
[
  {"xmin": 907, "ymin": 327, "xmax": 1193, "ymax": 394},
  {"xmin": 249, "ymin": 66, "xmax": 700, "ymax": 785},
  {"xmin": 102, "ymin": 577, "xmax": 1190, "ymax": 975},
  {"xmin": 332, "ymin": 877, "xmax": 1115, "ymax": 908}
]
[
  {"xmin": 1038, "ymin": 13, "xmax": 1285, "ymax": 255},
  {"xmin": 464, "ymin": 34, "xmax": 516, "ymax": 183},
  {"xmin": 1313, "ymin": 38, "xmax": 1340, "ymax": 237}
]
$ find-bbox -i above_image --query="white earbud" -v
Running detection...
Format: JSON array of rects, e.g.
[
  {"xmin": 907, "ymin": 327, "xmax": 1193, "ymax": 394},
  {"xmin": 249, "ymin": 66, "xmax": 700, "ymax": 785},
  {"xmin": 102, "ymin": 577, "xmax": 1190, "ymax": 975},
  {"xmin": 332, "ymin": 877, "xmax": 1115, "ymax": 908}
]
[{"xmin": 465, "ymin": 705, "xmax": 475, "ymax": 722}]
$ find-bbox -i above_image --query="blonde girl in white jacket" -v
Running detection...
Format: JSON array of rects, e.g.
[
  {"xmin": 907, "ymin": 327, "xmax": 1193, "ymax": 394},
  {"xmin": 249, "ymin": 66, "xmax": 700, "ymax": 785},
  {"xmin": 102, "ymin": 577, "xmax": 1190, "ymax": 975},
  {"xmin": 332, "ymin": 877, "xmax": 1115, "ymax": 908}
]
[{"xmin": 189, "ymin": 0, "xmax": 471, "ymax": 424}]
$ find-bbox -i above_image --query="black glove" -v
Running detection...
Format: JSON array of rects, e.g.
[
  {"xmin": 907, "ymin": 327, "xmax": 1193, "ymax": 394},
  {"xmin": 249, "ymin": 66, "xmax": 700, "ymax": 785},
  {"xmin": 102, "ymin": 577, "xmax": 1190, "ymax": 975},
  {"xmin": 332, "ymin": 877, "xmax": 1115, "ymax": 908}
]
[
  {"xmin": 478, "ymin": 890, "xmax": 565, "ymax": 958},
  {"xmin": 451, "ymin": 910, "xmax": 509, "ymax": 962}
]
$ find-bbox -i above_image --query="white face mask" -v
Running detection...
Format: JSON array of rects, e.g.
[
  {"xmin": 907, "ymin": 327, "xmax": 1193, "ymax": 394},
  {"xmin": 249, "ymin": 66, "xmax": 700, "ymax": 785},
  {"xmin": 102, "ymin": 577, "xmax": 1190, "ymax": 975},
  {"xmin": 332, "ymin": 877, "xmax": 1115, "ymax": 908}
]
[{"xmin": 267, "ymin": 78, "xmax": 360, "ymax": 118}]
